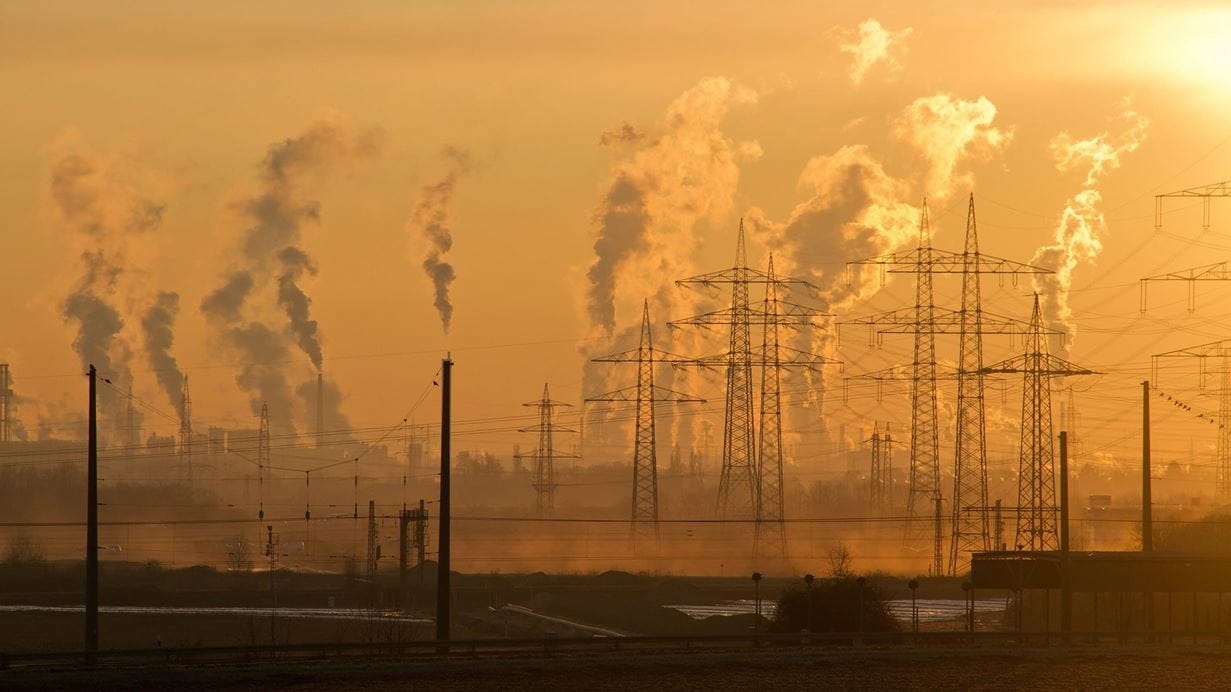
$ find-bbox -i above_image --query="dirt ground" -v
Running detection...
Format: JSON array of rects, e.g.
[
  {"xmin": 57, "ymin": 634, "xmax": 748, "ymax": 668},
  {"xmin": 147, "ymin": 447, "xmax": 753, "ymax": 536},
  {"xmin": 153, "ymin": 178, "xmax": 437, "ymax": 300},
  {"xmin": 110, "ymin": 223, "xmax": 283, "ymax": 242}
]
[{"xmin": 4, "ymin": 645, "xmax": 1231, "ymax": 691}]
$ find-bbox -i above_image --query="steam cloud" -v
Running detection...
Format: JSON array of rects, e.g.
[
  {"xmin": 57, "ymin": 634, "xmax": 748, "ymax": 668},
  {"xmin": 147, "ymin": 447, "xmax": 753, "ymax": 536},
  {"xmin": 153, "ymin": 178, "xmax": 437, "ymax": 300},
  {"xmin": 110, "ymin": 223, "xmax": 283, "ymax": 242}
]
[
  {"xmin": 582, "ymin": 77, "xmax": 759, "ymax": 462},
  {"xmin": 1032, "ymin": 107, "xmax": 1150, "ymax": 347},
  {"xmin": 895, "ymin": 94, "xmax": 1013, "ymax": 202},
  {"xmin": 141, "ymin": 291, "xmax": 186, "ymax": 416},
  {"xmin": 839, "ymin": 18, "xmax": 912, "ymax": 85},
  {"xmin": 585, "ymin": 76, "xmax": 759, "ymax": 338},
  {"xmin": 202, "ymin": 118, "xmax": 381, "ymax": 428},
  {"xmin": 51, "ymin": 151, "xmax": 163, "ymax": 441},
  {"xmin": 410, "ymin": 147, "xmax": 471, "ymax": 334}
]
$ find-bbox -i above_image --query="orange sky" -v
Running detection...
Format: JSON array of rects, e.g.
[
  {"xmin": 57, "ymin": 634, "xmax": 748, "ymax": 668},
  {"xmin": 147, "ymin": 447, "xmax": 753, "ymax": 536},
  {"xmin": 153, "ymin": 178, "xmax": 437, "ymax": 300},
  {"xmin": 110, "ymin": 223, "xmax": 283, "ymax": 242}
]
[{"xmin": 2, "ymin": 1, "xmax": 1231, "ymax": 488}]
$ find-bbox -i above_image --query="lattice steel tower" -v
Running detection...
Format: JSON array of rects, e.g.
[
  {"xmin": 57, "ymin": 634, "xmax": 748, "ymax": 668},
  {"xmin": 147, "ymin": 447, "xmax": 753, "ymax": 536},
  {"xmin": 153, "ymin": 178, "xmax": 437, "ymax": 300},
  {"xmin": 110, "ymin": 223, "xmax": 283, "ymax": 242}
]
[
  {"xmin": 985, "ymin": 295, "xmax": 1093, "ymax": 550},
  {"xmin": 178, "ymin": 375, "xmax": 193, "ymax": 483},
  {"xmin": 589, "ymin": 301, "xmax": 702, "ymax": 546},
  {"xmin": 516, "ymin": 383, "xmax": 578, "ymax": 516},
  {"xmin": 676, "ymin": 225, "xmax": 757, "ymax": 519},
  {"xmin": 951, "ymin": 198, "xmax": 988, "ymax": 574},
  {"xmin": 845, "ymin": 196, "xmax": 1051, "ymax": 574},
  {"xmin": 674, "ymin": 250, "xmax": 835, "ymax": 559}
]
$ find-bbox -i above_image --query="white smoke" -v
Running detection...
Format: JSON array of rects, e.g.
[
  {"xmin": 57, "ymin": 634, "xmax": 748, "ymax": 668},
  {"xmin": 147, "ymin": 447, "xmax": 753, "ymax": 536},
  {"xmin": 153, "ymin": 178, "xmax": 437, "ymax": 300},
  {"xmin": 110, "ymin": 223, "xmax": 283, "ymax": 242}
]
[
  {"xmin": 1032, "ymin": 106, "xmax": 1150, "ymax": 348},
  {"xmin": 894, "ymin": 94, "xmax": 1013, "ymax": 203},
  {"xmin": 410, "ymin": 147, "xmax": 471, "ymax": 335},
  {"xmin": 838, "ymin": 18, "xmax": 912, "ymax": 85},
  {"xmin": 581, "ymin": 76, "xmax": 759, "ymax": 462}
]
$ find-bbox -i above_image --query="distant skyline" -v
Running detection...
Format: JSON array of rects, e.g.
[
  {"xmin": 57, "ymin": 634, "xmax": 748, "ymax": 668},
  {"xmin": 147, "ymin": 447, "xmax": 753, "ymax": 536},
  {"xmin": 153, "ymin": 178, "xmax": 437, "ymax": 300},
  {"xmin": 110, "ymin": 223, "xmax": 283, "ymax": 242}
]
[{"xmin": 2, "ymin": 2, "xmax": 1231, "ymax": 483}]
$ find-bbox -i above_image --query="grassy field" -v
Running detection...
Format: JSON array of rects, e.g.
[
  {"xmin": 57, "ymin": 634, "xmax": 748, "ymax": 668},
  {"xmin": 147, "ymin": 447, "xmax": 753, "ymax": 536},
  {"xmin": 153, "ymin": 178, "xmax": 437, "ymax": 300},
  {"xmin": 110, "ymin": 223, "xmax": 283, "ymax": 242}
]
[{"xmin": 3, "ymin": 645, "xmax": 1230, "ymax": 690}]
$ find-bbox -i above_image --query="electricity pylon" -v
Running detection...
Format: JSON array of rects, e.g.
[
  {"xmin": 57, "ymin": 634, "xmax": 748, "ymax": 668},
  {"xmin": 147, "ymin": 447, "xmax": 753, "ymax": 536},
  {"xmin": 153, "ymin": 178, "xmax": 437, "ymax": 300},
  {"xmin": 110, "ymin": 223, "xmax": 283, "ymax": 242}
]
[
  {"xmin": 866, "ymin": 423, "xmax": 886, "ymax": 511},
  {"xmin": 515, "ymin": 383, "xmax": 578, "ymax": 516},
  {"xmin": 984, "ymin": 294, "xmax": 1094, "ymax": 551},
  {"xmin": 1152, "ymin": 339, "xmax": 1231, "ymax": 502},
  {"xmin": 1140, "ymin": 262, "xmax": 1231, "ymax": 314},
  {"xmin": 589, "ymin": 300, "xmax": 703, "ymax": 548},
  {"xmin": 676, "ymin": 224, "xmax": 804, "ymax": 520},
  {"xmin": 178, "ymin": 375, "xmax": 193, "ymax": 483},
  {"xmin": 1155, "ymin": 180, "xmax": 1231, "ymax": 230},
  {"xmin": 844, "ymin": 196, "xmax": 1052, "ymax": 575},
  {"xmin": 673, "ymin": 253, "xmax": 838, "ymax": 559}
]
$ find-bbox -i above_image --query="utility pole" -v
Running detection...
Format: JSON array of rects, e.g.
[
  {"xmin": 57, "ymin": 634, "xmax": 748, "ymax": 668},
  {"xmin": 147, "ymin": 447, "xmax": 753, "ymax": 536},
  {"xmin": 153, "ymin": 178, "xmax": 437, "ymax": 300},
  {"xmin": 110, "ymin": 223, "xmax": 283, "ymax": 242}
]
[
  {"xmin": 86, "ymin": 365, "xmax": 99, "ymax": 658},
  {"xmin": 515, "ymin": 384, "xmax": 578, "ymax": 517},
  {"xmin": 399, "ymin": 507, "xmax": 410, "ymax": 609},
  {"xmin": 590, "ymin": 301, "xmax": 703, "ymax": 549},
  {"xmin": 316, "ymin": 372, "xmax": 325, "ymax": 448},
  {"xmin": 266, "ymin": 524, "xmax": 277, "ymax": 644},
  {"xmin": 436, "ymin": 356, "xmax": 452, "ymax": 647},
  {"xmin": 0, "ymin": 363, "xmax": 12, "ymax": 442},
  {"xmin": 258, "ymin": 403, "xmax": 270, "ymax": 522},
  {"xmin": 1142, "ymin": 379, "xmax": 1154, "ymax": 635},
  {"xmin": 1060, "ymin": 430, "xmax": 1071, "ymax": 636},
  {"xmin": 983, "ymin": 295, "xmax": 1094, "ymax": 551},
  {"xmin": 1142, "ymin": 380, "xmax": 1152, "ymax": 551}
]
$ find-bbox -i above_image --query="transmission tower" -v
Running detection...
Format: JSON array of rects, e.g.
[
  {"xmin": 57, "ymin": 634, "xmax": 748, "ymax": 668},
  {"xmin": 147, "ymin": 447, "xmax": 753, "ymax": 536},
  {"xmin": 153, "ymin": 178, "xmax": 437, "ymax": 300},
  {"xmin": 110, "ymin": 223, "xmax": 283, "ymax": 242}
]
[
  {"xmin": 1152, "ymin": 339, "xmax": 1231, "ymax": 502},
  {"xmin": 178, "ymin": 375, "xmax": 193, "ymax": 483},
  {"xmin": 0, "ymin": 363, "xmax": 11, "ymax": 443},
  {"xmin": 984, "ymin": 294, "xmax": 1094, "ymax": 551},
  {"xmin": 515, "ymin": 383, "xmax": 579, "ymax": 516},
  {"xmin": 674, "ymin": 252, "xmax": 837, "ymax": 558},
  {"xmin": 866, "ymin": 423, "xmax": 884, "ymax": 511},
  {"xmin": 844, "ymin": 196, "xmax": 1052, "ymax": 575},
  {"xmin": 1155, "ymin": 180, "xmax": 1231, "ymax": 230},
  {"xmin": 1140, "ymin": 261, "xmax": 1231, "ymax": 314},
  {"xmin": 588, "ymin": 300, "xmax": 703, "ymax": 547}
]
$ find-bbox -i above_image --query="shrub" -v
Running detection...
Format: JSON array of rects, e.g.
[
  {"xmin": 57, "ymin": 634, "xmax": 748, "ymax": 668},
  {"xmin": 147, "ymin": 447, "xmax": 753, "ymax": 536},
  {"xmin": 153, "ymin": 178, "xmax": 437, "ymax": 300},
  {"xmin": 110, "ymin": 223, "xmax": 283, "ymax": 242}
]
[{"xmin": 769, "ymin": 576, "xmax": 898, "ymax": 633}]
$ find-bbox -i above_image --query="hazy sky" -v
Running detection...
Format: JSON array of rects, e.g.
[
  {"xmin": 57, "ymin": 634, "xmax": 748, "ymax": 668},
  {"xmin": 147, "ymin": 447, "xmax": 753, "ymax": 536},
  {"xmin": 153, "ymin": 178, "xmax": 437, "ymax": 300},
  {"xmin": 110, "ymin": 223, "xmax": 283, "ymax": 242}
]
[{"xmin": 2, "ymin": 1, "xmax": 1231, "ymax": 475}]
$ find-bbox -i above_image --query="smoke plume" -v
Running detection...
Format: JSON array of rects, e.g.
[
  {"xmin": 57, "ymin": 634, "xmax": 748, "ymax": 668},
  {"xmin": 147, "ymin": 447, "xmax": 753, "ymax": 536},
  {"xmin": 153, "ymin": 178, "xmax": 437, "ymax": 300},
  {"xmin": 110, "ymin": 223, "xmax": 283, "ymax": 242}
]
[
  {"xmin": 894, "ymin": 94, "xmax": 1013, "ymax": 202},
  {"xmin": 1032, "ymin": 107, "xmax": 1149, "ymax": 347},
  {"xmin": 141, "ymin": 291, "xmax": 186, "ymax": 415},
  {"xmin": 277, "ymin": 247, "xmax": 322, "ymax": 370},
  {"xmin": 838, "ymin": 18, "xmax": 912, "ymax": 85},
  {"xmin": 51, "ymin": 150, "xmax": 163, "ymax": 440},
  {"xmin": 202, "ymin": 118, "xmax": 381, "ymax": 426},
  {"xmin": 410, "ymin": 147, "xmax": 471, "ymax": 334},
  {"xmin": 201, "ymin": 116, "xmax": 379, "ymax": 426},
  {"xmin": 584, "ymin": 76, "xmax": 759, "ymax": 338}
]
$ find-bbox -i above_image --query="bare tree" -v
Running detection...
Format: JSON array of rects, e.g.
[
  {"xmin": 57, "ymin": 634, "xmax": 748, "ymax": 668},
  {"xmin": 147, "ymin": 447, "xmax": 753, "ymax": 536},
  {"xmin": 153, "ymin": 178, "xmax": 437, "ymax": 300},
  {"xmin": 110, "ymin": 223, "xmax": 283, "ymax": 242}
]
[
  {"xmin": 226, "ymin": 536, "xmax": 253, "ymax": 571},
  {"xmin": 826, "ymin": 542, "xmax": 853, "ymax": 578},
  {"xmin": 3, "ymin": 532, "xmax": 46, "ymax": 567}
]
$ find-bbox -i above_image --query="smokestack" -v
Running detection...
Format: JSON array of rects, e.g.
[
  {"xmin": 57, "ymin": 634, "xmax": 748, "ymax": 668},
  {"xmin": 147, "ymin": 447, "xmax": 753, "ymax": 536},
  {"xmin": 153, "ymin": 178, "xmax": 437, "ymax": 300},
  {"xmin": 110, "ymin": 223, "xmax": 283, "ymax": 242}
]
[
  {"xmin": 316, "ymin": 372, "xmax": 324, "ymax": 448},
  {"xmin": 0, "ymin": 363, "xmax": 10, "ymax": 443}
]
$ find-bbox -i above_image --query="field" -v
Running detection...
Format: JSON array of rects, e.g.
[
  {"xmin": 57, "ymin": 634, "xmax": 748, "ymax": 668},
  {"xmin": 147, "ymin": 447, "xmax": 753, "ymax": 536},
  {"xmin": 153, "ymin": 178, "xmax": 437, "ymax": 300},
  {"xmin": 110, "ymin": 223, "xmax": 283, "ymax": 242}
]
[{"xmin": 3, "ymin": 645, "xmax": 1230, "ymax": 690}]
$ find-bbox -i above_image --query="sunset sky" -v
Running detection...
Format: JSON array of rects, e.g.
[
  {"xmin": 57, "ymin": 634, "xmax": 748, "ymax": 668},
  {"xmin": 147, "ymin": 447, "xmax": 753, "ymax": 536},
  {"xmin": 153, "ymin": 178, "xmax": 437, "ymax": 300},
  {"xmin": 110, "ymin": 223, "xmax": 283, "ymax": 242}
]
[{"xmin": 3, "ymin": 1, "xmax": 1231, "ymax": 482}]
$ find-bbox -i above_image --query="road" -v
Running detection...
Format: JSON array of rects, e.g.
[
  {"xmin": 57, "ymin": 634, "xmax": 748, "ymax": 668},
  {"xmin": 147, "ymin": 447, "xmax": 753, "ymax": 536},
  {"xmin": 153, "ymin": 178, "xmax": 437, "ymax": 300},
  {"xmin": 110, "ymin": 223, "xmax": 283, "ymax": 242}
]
[{"xmin": 4, "ymin": 644, "xmax": 1230, "ymax": 690}]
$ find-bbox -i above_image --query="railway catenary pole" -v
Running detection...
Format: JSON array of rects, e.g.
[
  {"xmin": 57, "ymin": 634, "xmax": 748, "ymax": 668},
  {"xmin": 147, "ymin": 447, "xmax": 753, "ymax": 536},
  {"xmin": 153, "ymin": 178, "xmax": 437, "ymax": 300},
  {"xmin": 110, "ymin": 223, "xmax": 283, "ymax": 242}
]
[
  {"xmin": 85, "ymin": 365, "xmax": 99, "ymax": 659},
  {"xmin": 436, "ymin": 356, "xmax": 452, "ymax": 648}
]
